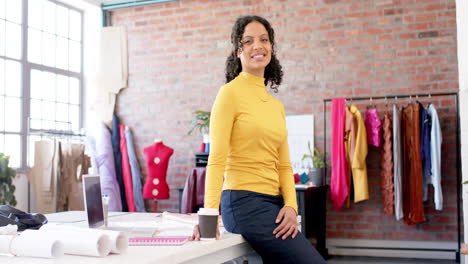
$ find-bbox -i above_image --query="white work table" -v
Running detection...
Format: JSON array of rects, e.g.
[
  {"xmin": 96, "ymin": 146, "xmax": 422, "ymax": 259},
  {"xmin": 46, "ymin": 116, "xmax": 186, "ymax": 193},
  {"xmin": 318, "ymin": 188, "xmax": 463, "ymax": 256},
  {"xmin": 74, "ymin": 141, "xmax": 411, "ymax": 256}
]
[{"xmin": 0, "ymin": 211, "xmax": 253, "ymax": 264}]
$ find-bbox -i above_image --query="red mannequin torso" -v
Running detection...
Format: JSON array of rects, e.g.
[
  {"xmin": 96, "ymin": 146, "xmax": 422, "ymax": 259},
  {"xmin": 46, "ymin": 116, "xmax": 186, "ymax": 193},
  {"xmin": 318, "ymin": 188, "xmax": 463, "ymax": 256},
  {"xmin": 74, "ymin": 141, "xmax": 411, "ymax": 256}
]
[{"xmin": 143, "ymin": 141, "xmax": 174, "ymax": 199}]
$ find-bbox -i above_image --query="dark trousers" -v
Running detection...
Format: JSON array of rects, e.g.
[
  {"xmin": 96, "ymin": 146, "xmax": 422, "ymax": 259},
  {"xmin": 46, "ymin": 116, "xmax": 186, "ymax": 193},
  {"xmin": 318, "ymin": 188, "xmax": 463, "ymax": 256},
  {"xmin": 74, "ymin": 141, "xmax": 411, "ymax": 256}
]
[{"xmin": 221, "ymin": 190, "xmax": 326, "ymax": 264}]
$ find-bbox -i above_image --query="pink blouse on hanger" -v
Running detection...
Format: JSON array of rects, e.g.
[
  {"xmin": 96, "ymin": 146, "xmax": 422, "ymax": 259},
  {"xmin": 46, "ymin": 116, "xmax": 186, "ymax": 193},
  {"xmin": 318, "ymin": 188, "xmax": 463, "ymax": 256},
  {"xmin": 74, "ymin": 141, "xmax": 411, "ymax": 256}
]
[{"xmin": 365, "ymin": 108, "xmax": 382, "ymax": 147}]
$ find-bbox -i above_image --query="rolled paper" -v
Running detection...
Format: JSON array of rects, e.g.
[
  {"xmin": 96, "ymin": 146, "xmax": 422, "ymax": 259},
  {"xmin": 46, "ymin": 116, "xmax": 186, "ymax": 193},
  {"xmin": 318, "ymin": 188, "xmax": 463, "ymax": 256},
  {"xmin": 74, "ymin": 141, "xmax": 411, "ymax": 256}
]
[
  {"xmin": 0, "ymin": 235, "xmax": 15, "ymax": 255},
  {"xmin": 40, "ymin": 224, "xmax": 128, "ymax": 254},
  {"xmin": 37, "ymin": 228, "xmax": 111, "ymax": 257},
  {"xmin": 10, "ymin": 230, "xmax": 64, "ymax": 258}
]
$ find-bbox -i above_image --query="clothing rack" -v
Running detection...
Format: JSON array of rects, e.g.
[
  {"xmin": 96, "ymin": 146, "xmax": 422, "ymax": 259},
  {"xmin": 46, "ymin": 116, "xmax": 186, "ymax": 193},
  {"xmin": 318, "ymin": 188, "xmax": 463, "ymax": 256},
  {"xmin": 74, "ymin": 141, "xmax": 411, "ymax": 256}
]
[{"xmin": 322, "ymin": 92, "xmax": 461, "ymax": 262}]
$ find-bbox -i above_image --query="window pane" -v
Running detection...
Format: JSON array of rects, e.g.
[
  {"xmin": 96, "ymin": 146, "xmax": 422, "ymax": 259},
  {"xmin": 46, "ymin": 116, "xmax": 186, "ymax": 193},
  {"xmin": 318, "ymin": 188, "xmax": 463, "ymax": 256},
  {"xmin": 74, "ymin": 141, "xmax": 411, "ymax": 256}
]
[
  {"xmin": 4, "ymin": 134, "xmax": 20, "ymax": 168},
  {"xmin": 28, "ymin": 135, "xmax": 42, "ymax": 167},
  {"xmin": 0, "ymin": 20, "xmax": 5, "ymax": 56},
  {"xmin": 43, "ymin": 120, "xmax": 54, "ymax": 130},
  {"xmin": 30, "ymin": 99, "xmax": 41, "ymax": 121},
  {"xmin": 69, "ymin": 77, "xmax": 79, "ymax": 104},
  {"xmin": 42, "ymin": 32, "xmax": 55, "ymax": 67},
  {"xmin": 56, "ymin": 36, "xmax": 68, "ymax": 70},
  {"xmin": 28, "ymin": 0, "xmax": 42, "ymax": 30},
  {"xmin": 56, "ymin": 74, "xmax": 68, "ymax": 103},
  {"xmin": 41, "ymin": 100, "xmax": 54, "ymax": 123},
  {"xmin": 5, "ymin": 21, "xmax": 21, "ymax": 59},
  {"xmin": 5, "ymin": 96, "xmax": 20, "ymax": 132},
  {"xmin": 30, "ymin": 119, "xmax": 41, "ymax": 130},
  {"xmin": 5, "ymin": 0, "xmax": 21, "ymax": 24},
  {"xmin": 69, "ymin": 40, "xmax": 80, "ymax": 72},
  {"xmin": 0, "ymin": 0, "xmax": 5, "ymax": 19},
  {"xmin": 5, "ymin": 59, "xmax": 20, "ymax": 97},
  {"xmin": 42, "ymin": 71, "xmax": 55, "ymax": 101},
  {"xmin": 56, "ymin": 103, "xmax": 68, "ymax": 122},
  {"xmin": 0, "ymin": 96, "xmax": 4, "ymax": 131},
  {"xmin": 56, "ymin": 4, "xmax": 68, "ymax": 38},
  {"xmin": 0, "ymin": 58, "xmax": 4, "ymax": 95},
  {"xmin": 70, "ymin": 104, "xmax": 79, "ymax": 132},
  {"xmin": 30, "ymin": 69, "xmax": 42, "ymax": 99},
  {"xmin": 69, "ymin": 9, "xmax": 81, "ymax": 41},
  {"xmin": 42, "ymin": 0, "xmax": 55, "ymax": 33},
  {"xmin": 28, "ymin": 28, "xmax": 42, "ymax": 64}
]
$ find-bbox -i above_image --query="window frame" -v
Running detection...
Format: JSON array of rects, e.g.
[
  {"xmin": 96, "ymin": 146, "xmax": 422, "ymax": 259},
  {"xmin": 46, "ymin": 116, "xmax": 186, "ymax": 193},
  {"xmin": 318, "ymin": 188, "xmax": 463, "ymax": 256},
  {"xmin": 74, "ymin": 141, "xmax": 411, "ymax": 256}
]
[{"xmin": 0, "ymin": 0, "xmax": 84, "ymax": 169}]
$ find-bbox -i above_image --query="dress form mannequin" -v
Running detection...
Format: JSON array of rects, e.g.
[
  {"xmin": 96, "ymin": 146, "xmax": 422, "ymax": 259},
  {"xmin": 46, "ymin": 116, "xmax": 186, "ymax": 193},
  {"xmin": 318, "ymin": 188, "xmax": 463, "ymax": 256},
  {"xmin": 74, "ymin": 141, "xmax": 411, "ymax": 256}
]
[{"xmin": 143, "ymin": 140, "xmax": 174, "ymax": 200}]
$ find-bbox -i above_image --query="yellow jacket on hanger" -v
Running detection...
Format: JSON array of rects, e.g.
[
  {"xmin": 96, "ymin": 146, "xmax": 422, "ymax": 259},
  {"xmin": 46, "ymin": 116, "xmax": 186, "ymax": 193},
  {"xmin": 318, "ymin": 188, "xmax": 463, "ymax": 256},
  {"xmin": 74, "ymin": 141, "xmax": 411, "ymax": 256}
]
[{"xmin": 349, "ymin": 105, "xmax": 369, "ymax": 202}]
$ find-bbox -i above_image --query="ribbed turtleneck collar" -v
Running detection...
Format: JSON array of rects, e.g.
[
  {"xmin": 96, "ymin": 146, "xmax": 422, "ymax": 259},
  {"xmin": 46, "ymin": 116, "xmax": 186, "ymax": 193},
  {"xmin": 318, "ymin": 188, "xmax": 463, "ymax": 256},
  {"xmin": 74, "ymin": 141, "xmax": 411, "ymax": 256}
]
[
  {"xmin": 239, "ymin": 72, "xmax": 265, "ymax": 87},
  {"xmin": 238, "ymin": 72, "xmax": 270, "ymax": 102}
]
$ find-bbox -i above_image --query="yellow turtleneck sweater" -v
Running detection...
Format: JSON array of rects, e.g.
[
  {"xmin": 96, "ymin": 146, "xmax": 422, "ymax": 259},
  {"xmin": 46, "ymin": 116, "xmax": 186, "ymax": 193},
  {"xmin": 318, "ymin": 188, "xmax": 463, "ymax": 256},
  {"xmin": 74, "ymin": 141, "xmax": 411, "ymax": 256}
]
[{"xmin": 204, "ymin": 72, "xmax": 298, "ymax": 213}]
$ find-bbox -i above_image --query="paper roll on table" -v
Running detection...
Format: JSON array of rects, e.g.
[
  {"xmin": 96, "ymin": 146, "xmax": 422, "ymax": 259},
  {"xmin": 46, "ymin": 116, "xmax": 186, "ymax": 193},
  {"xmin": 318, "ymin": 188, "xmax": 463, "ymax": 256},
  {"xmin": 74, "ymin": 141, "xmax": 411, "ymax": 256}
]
[
  {"xmin": 40, "ymin": 224, "xmax": 128, "ymax": 254},
  {"xmin": 0, "ymin": 231, "xmax": 64, "ymax": 258}
]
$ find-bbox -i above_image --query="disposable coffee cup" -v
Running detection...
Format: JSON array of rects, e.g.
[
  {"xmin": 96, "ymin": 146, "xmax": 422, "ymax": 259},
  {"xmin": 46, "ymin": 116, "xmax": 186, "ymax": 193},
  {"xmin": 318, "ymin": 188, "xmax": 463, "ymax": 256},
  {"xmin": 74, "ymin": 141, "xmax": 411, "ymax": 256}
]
[{"xmin": 197, "ymin": 208, "xmax": 219, "ymax": 240}]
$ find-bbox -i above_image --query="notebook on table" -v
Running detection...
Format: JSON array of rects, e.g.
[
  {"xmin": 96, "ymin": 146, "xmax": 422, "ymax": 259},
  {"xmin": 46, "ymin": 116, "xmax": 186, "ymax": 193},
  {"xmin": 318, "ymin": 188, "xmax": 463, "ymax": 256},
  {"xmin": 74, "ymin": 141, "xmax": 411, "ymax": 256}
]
[{"xmin": 128, "ymin": 237, "xmax": 189, "ymax": 246}]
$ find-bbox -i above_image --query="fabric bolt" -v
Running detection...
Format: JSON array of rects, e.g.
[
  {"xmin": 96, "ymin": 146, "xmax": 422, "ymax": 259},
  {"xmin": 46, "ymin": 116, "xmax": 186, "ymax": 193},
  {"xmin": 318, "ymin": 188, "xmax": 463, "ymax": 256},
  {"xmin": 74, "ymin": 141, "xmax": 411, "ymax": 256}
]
[
  {"xmin": 124, "ymin": 126, "xmax": 146, "ymax": 212},
  {"xmin": 119, "ymin": 125, "xmax": 136, "ymax": 212},
  {"xmin": 143, "ymin": 142, "xmax": 174, "ymax": 200},
  {"xmin": 401, "ymin": 103, "xmax": 425, "ymax": 225},
  {"xmin": 427, "ymin": 104, "xmax": 443, "ymax": 210},
  {"xmin": 380, "ymin": 112, "xmax": 394, "ymax": 216},
  {"xmin": 112, "ymin": 114, "xmax": 128, "ymax": 211},
  {"xmin": 205, "ymin": 72, "xmax": 297, "ymax": 213},
  {"xmin": 420, "ymin": 103, "xmax": 432, "ymax": 201},
  {"xmin": 181, "ymin": 167, "xmax": 206, "ymax": 213},
  {"xmin": 393, "ymin": 105, "xmax": 403, "ymax": 220},
  {"xmin": 28, "ymin": 140, "xmax": 61, "ymax": 214},
  {"xmin": 331, "ymin": 98, "xmax": 349, "ymax": 211},
  {"xmin": 349, "ymin": 105, "xmax": 369, "ymax": 203},
  {"xmin": 221, "ymin": 190, "xmax": 326, "ymax": 264},
  {"xmin": 365, "ymin": 108, "xmax": 382, "ymax": 147},
  {"xmin": 87, "ymin": 122, "xmax": 122, "ymax": 212}
]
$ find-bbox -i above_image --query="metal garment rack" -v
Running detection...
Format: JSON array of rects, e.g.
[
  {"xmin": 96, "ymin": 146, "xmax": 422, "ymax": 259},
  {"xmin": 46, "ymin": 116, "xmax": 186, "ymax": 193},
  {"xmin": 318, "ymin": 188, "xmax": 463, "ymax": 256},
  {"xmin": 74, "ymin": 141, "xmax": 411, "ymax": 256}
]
[{"xmin": 322, "ymin": 92, "xmax": 461, "ymax": 262}]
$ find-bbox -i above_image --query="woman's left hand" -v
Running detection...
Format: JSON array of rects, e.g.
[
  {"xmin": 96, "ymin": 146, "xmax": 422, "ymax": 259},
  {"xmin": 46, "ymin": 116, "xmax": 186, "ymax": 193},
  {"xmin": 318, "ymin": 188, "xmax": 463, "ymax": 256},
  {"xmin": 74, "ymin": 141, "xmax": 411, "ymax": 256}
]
[{"xmin": 273, "ymin": 206, "xmax": 298, "ymax": 240}]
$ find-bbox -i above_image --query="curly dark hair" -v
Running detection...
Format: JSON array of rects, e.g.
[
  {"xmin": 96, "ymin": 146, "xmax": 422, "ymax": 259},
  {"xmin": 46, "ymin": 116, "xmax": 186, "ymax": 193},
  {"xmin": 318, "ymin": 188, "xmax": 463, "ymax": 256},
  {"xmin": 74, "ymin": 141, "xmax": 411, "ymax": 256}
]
[{"xmin": 225, "ymin": 15, "xmax": 283, "ymax": 93}]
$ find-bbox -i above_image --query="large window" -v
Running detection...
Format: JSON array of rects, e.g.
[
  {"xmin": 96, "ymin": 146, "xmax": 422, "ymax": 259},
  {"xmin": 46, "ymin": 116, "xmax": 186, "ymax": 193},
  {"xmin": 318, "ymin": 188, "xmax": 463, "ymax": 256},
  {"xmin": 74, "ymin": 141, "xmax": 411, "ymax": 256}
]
[{"xmin": 0, "ymin": 0, "xmax": 83, "ymax": 168}]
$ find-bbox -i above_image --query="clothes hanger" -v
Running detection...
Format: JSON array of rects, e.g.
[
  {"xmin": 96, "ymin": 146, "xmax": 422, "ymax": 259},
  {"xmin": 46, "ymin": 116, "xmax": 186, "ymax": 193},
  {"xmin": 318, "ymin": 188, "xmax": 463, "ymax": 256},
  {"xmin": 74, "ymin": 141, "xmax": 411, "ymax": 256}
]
[{"xmin": 366, "ymin": 97, "xmax": 376, "ymax": 109}]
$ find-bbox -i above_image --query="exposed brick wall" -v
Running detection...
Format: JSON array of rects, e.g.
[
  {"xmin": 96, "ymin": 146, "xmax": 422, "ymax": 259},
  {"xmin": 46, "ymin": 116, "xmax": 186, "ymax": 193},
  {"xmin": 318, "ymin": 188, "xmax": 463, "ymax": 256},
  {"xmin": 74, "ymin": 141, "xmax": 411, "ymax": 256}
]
[{"xmin": 110, "ymin": 0, "xmax": 459, "ymax": 241}]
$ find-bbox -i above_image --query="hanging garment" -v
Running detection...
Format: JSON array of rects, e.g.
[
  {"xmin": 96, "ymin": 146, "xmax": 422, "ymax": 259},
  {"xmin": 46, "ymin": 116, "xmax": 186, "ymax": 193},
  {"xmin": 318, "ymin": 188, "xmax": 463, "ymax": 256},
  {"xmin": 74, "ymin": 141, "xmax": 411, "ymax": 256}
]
[
  {"xmin": 181, "ymin": 167, "xmax": 206, "ymax": 213},
  {"xmin": 393, "ymin": 104, "xmax": 403, "ymax": 220},
  {"xmin": 344, "ymin": 106, "xmax": 356, "ymax": 207},
  {"xmin": 331, "ymin": 98, "xmax": 349, "ymax": 211},
  {"xmin": 112, "ymin": 114, "xmax": 128, "ymax": 211},
  {"xmin": 87, "ymin": 122, "xmax": 122, "ymax": 212},
  {"xmin": 402, "ymin": 103, "xmax": 426, "ymax": 225},
  {"xmin": 365, "ymin": 108, "xmax": 382, "ymax": 147},
  {"xmin": 119, "ymin": 125, "xmax": 136, "ymax": 212},
  {"xmin": 124, "ymin": 126, "xmax": 146, "ymax": 212},
  {"xmin": 427, "ymin": 104, "xmax": 443, "ymax": 210},
  {"xmin": 143, "ymin": 142, "xmax": 174, "ymax": 200},
  {"xmin": 57, "ymin": 143, "xmax": 90, "ymax": 212},
  {"xmin": 380, "ymin": 112, "xmax": 394, "ymax": 216},
  {"xmin": 349, "ymin": 105, "xmax": 369, "ymax": 203},
  {"xmin": 420, "ymin": 103, "xmax": 432, "ymax": 201},
  {"xmin": 28, "ymin": 141, "xmax": 61, "ymax": 214}
]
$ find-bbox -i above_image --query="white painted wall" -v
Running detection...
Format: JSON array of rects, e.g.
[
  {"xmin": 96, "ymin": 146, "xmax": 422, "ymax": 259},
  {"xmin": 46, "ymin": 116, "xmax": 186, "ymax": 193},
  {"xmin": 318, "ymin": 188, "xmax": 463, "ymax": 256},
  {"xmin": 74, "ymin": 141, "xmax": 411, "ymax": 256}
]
[{"xmin": 456, "ymin": 0, "xmax": 468, "ymax": 263}]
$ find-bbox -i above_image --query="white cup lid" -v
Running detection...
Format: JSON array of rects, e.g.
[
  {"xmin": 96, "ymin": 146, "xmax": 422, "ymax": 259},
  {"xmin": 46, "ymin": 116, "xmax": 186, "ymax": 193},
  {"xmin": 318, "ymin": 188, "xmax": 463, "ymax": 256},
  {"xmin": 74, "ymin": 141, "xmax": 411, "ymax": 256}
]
[{"xmin": 197, "ymin": 208, "xmax": 219, "ymax": 215}]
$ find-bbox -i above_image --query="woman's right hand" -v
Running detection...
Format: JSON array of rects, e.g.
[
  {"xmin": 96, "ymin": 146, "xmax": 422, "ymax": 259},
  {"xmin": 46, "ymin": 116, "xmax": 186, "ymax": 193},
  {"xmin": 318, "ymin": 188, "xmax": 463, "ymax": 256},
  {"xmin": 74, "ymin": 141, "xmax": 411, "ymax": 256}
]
[{"xmin": 189, "ymin": 224, "xmax": 220, "ymax": 241}]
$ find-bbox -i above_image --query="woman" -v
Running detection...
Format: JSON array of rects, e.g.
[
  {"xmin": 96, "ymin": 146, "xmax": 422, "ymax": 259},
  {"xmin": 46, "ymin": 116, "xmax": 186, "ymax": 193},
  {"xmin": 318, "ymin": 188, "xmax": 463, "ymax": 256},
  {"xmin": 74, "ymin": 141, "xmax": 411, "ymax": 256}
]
[{"xmin": 191, "ymin": 15, "xmax": 326, "ymax": 264}]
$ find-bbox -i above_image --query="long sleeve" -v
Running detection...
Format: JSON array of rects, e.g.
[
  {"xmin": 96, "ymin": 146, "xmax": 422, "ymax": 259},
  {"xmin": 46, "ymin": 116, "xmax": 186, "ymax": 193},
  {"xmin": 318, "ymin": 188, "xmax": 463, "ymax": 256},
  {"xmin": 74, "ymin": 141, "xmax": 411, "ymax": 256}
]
[
  {"xmin": 205, "ymin": 85, "xmax": 237, "ymax": 210},
  {"xmin": 278, "ymin": 135, "xmax": 298, "ymax": 213}
]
